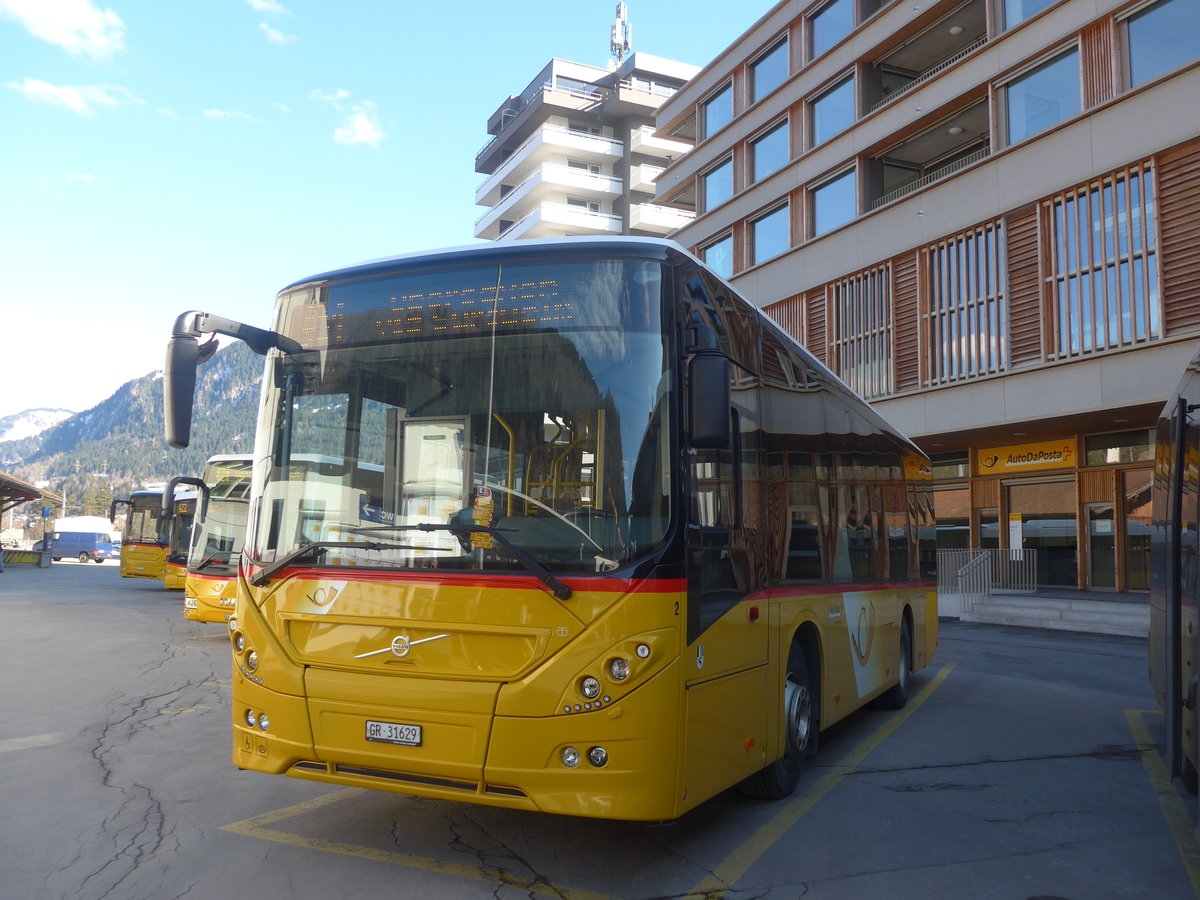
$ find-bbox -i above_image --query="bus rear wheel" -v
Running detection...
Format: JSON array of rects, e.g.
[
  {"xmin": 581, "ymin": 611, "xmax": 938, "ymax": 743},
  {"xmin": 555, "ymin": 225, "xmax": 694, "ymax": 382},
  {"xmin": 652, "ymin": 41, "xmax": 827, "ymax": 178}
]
[
  {"xmin": 875, "ymin": 615, "xmax": 912, "ymax": 710},
  {"xmin": 739, "ymin": 641, "xmax": 814, "ymax": 799}
]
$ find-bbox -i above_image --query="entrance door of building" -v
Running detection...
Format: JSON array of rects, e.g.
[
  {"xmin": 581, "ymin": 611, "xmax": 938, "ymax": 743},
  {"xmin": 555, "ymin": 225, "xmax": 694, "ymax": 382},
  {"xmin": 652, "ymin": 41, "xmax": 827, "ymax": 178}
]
[
  {"xmin": 1007, "ymin": 479, "xmax": 1077, "ymax": 588},
  {"xmin": 1085, "ymin": 502, "xmax": 1117, "ymax": 590}
]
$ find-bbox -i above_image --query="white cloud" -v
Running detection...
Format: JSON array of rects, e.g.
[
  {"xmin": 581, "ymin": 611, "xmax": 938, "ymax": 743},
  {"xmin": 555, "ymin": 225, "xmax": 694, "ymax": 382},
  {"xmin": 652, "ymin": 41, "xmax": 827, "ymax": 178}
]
[
  {"xmin": 65, "ymin": 172, "xmax": 94, "ymax": 183},
  {"xmin": 334, "ymin": 101, "xmax": 385, "ymax": 150},
  {"xmin": 258, "ymin": 22, "xmax": 295, "ymax": 44},
  {"xmin": 245, "ymin": 0, "xmax": 290, "ymax": 13},
  {"xmin": 5, "ymin": 77, "xmax": 137, "ymax": 115},
  {"xmin": 310, "ymin": 88, "xmax": 351, "ymax": 107},
  {"xmin": 0, "ymin": 0, "xmax": 125, "ymax": 61},
  {"xmin": 273, "ymin": 101, "xmax": 290, "ymax": 114},
  {"xmin": 202, "ymin": 108, "xmax": 259, "ymax": 123}
]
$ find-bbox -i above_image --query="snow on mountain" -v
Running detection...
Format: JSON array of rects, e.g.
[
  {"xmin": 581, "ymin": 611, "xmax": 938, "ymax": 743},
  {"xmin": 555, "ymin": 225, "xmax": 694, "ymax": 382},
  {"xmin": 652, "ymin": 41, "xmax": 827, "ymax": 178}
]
[{"xmin": 0, "ymin": 408, "xmax": 75, "ymax": 443}]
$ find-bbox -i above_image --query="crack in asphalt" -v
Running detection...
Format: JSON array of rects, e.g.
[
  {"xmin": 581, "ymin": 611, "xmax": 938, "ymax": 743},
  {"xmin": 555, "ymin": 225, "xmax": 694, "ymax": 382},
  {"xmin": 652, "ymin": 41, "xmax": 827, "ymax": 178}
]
[
  {"xmin": 47, "ymin": 632, "xmax": 224, "ymax": 900},
  {"xmin": 439, "ymin": 810, "xmax": 566, "ymax": 899},
  {"xmin": 846, "ymin": 743, "xmax": 1142, "ymax": 783}
]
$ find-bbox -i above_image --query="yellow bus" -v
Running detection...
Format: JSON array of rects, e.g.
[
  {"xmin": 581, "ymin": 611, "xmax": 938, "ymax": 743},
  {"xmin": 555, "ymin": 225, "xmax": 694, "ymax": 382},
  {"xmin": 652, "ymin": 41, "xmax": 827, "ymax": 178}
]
[
  {"xmin": 161, "ymin": 478, "xmax": 202, "ymax": 591},
  {"xmin": 109, "ymin": 490, "xmax": 167, "ymax": 580},
  {"xmin": 182, "ymin": 455, "xmax": 252, "ymax": 623},
  {"xmin": 1149, "ymin": 343, "xmax": 1200, "ymax": 792},
  {"xmin": 164, "ymin": 237, "xmax": 938, "ymax": 821}
]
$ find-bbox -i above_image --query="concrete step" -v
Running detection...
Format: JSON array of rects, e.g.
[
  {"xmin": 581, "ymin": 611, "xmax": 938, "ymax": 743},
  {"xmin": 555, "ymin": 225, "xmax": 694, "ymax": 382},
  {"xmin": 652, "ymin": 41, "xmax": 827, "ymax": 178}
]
[{"xmin": 958, "ymin": 597, "xmax": 1149, "ymax": 638}]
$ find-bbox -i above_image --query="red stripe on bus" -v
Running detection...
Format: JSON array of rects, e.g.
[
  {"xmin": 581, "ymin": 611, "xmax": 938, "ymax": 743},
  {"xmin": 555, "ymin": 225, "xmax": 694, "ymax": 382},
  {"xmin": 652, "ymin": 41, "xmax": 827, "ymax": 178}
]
[{"xmin": 240, "ymin": 565, "xmax": 687, "ymax": 594}]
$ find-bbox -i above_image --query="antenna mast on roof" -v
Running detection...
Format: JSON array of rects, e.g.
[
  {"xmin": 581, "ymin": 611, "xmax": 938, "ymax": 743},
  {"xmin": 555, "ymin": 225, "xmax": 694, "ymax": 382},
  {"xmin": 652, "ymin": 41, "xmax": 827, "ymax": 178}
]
[{"xmin": 610, "ymin": 3, "xmax": 631, "ymax": 68}]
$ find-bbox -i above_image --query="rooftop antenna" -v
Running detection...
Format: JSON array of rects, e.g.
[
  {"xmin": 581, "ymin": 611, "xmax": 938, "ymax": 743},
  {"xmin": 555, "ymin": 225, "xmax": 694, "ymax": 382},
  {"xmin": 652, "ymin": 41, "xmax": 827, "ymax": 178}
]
[{"xmin": 610, "ymin": 2, "xmax": 631, "ymax": 69}]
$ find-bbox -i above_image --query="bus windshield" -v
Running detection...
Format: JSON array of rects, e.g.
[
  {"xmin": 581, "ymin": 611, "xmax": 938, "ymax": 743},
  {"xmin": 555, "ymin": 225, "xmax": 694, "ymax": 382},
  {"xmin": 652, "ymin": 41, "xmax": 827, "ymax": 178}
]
[{"xmin": 245, "ymin": 255, "xmax": 673, "ymax": 575}]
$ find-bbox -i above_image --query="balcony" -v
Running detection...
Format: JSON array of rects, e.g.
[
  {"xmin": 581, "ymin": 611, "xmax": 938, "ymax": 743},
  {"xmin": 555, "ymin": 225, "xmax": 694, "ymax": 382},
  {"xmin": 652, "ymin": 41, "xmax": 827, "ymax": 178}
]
[
  {"xmin": 489, "ymin": 201, "xmax": 623, "ymax": 242},
  {"xmin": 629, "ymin": 163, "xmax": 665, "ymax": 194},
  {"xmin": 630, "ymin": 125, "xmax": 691, "ymax": 160},
  {"xmin": 475, "ymin": 163, "xmax": 624, "ymax": 237},
  {"xmin": 864, "ymin": 0, "xmax": 987, "ymax": 113},
  {"xmin": 475, "ymin": 123, "xmax": 624, "ymax": 205},
  {"xmin": 477, "ymin": 82, "xmax": 608, "ymax": 173},
  {"xmin": 629, "ymin": 202, "xmax": 695, "ymax": 235}
]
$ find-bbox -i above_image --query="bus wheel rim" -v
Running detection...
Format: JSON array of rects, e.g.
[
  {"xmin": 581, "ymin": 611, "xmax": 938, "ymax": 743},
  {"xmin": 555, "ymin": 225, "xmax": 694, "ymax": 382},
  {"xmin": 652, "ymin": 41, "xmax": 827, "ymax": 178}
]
[{"xmin": 784, "ymin": 674, "xmax": 811, "ymax": 756}]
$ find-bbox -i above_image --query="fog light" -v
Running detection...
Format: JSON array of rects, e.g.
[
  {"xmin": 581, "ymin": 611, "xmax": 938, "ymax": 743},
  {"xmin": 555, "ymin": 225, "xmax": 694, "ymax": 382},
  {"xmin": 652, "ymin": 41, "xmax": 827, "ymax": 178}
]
[
  {"xmin": 561, "ymin": 746, "xmax": 580, "ymax": 768},
  {"xmin": 245, "ymin": 709, "xmax": 257, "ymax": 727},
  {"xmin": 608, "ymin": 658, "xmax": 630, "ymax": 681},
  {"xmin": 258, "ymin": 714, "xmax": 270, "ymax": 731},
  {"xmin": 580, "ymin": 676, "xmax": 600, "ymax": 699},
  {"xmin": 588, "ymin": 746, "xmax": 609, "ymax": 767},
  {"xmin": 234, "ymin": 633, "xmax": 245, "ymax": 652},
  {"xmin": 636, "ymin": 643, "xmax": 651, "ymax": 659},
  {"xmin": 246, "ymin": 650, "xmax": 259, "ymax": 671}
]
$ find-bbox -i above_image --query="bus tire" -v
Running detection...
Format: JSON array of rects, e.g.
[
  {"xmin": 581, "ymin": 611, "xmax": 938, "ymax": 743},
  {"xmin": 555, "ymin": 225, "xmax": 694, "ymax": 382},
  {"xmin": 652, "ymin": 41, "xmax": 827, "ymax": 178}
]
[
  {"xmin": 874, "ymin": 614, "xmax": 912, "ymax": 710},
  {"xmin": 738, "ymin": 641, "xmax": 814, "ymax": 799},
  {"xmin": 1183, "ymin": 755, "xmax": 1198, "ymax": 795}
]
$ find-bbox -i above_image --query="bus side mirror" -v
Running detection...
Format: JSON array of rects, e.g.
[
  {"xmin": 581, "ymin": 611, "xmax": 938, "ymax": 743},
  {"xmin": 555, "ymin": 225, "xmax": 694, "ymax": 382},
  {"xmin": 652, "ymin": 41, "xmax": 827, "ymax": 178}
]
[
  {"xmin": 689, "ymin": 353, "xmax": 731, "ymax": 449},
  {"xmin": 164, "ymin": 334, "xmax": 201, "ymax": 449}
]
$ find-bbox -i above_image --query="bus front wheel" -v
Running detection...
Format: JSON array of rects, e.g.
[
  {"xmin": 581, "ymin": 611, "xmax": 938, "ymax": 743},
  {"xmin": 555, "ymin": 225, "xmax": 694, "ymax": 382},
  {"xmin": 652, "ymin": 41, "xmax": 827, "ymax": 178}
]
[
  {"xmin": 738, "ymin": 641, "xmax": 815, "ymax": 799},
  {"xmin": 874, "ymin": 615, "xmax": 912, "ymax": 710}
]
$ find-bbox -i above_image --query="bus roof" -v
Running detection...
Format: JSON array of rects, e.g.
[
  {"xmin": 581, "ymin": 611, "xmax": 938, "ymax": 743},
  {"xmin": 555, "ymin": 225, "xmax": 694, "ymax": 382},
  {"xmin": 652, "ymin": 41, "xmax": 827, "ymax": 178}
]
[{"xmin": 279, "ymin": 236, "xmax": 689, "ymax": 293}]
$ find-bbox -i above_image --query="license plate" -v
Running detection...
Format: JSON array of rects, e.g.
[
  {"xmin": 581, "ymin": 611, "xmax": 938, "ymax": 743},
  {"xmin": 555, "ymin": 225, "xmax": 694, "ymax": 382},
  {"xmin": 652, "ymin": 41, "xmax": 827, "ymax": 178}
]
[
  {"xmin": 366, "ymin": 720, "xmax": 422, "ymax": 746},
  {"xmin": 184, "ymin": 597, "xmax": 198, "ymax": 609}
]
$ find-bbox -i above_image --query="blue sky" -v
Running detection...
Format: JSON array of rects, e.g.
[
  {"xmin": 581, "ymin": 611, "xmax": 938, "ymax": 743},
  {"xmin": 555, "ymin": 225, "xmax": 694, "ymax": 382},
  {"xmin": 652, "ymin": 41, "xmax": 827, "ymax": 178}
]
[{"xmin": 0, "ymin": 0, "xmax": 767, "ymax": 421}]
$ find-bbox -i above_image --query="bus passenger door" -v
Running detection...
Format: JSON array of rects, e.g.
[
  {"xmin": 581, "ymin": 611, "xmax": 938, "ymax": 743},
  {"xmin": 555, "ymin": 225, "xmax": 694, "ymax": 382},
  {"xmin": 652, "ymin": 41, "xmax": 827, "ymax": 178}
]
[{"xmin": 682, "ymin": 385, "xmax": 768, "ymax": 802}]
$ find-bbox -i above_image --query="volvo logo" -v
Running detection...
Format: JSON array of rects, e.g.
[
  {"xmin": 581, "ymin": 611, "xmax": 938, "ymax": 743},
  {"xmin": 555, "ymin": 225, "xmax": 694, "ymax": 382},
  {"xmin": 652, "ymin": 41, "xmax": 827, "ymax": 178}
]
[{"xmin": 355, "ymin": 633, "xmax": 450, "ymax": 659}]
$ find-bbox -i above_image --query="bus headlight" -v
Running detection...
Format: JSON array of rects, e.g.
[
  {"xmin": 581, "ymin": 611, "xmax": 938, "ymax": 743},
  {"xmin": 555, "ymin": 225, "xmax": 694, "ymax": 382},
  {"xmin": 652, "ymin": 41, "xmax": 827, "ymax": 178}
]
[
  {"xmin": 636, "ymin": 643, "xmax": 651, "ymax": 659},
  {"xmin": 245, "ymin": 709, "xmax": 257, "ymax": 727},
  {"xmin": 561, "ymin": 746, "xmax": 581, "ymax": 768},
  {"xmin": 258, "ymin": 714, "xmax": 270, "ymax": 731},
  {"xmin": 580, "ymin": 676, "xmax": 601, "ymax": 699},
  {"xmin": 608, "ymin": 658, "xmax": 630, "ymax": 681},
  {"xmin": 228, "ymin": 617, "xmax": 238, "ymax": 633},
  {"xmin": 588, "ymin": 746, "xmax": 609, "ymax": 767},
  {"xmin": 234, "ymin": 633, "xmax": 245, "ymax": 652},
  {"xmin": 246, "ymin": 651, "xmax": 259, "ymax": 671}
]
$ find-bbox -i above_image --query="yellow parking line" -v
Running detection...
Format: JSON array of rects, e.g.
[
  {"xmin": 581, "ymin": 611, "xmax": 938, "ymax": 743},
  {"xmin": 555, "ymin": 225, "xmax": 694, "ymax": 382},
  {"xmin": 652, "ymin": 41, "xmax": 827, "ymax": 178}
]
[
  {"xmin": 1125, "ymin": 709, "xmax": 1200, "ymax": 897},
  {"xmin": 686, "ymin": 662, "xmax": 957, "ymax": 899},
  {"xmin": 222, "ymin": 788, "xmax": 608, "ymax": 900}
]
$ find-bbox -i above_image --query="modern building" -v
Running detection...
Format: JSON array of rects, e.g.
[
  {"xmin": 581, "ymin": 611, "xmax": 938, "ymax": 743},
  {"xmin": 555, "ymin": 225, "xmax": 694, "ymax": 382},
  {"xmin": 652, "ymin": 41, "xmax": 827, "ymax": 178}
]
[
  {"xmin": 652, "ymin": 0, "xmax": 1199, "ymax": 597},
  {"xmin": 474, "ymin": 53, "xmax": 699, "ymax": 241}
]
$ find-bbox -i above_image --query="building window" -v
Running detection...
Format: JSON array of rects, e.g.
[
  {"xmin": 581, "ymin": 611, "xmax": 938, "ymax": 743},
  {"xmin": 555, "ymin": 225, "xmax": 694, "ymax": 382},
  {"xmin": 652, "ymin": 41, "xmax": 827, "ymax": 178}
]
[
  {"xmin": 811, "ymin": 75, "xmax": 856, "ymax": 146},
  {"xmin": 811, "ymin": 0, "xmax": 854, "ymax": 59},
  {"xmin": 812, "ymin": 169, "xmax": 856, "ymax": 236},
  {"xmin": 927, "ymin": 221, "xmax": 1007, "ymax": 384},
  {"xmin": 1047, "ymin": 162, "xmax": 1159, "ymax": 358},
  {"xmin": 751, "ymin": 120, "xmax": 789, "ymax": 183},
  {"xmin": 568, "ymin": 159, "xmax": 601, "ymax": 174},
  {"xmin": 701, "ymin": 234, "xmax": 734, "ymax": 278},
  {"xmin": 751, "ymin": 204, "xmax": 790, "ymax": 265},
  {"xmin": 567, "ymin": 197, "xmax": 600, "ymax": 213},
  {"xmin": 832, "ymin": 264, "xmax": 892, "ymax": 398},
  {"xmin": 1005, "ymin": 48, "xmax": 1080, "ymax": 145},
  {"xmin": 1003, "ymin": 0, "xmax": 1057, "ymax": 29},
  {"xmin": 1126, "ymin": 0, "xmax": 1200, "ymax": 88},
  {"xmin": 701, "ymin": 159, "xmax": 734, "ymax": 213},
  {"xmin": 701, "ymin": 83, "xmax": 734, "ymax": 140},
  {"xmin": 751, "ymin": 40, "xmax": 789, "ymax": 104},
  {"xmin": 1085, "ymin": 429, "xmax": 1154, "ymax": 466}
]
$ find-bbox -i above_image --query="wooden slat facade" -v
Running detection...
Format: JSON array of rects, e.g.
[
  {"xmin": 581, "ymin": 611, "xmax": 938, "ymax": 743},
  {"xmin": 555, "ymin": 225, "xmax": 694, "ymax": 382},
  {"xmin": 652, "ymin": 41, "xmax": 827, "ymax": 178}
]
[
  {"xmin": 892, "ymin": 252, "xmax": 920, "ymax": 391},
  {"xmin": 1005, "ymin": 206, "xmax": 1043, "ymax": 366},
  {"xmin": 1080, "ymin": 18, "xmax": 1117, "ymax": 108},
  {"xmin": 1158, "ymin": 139, "xmax": 1200, "ymax": 335}
]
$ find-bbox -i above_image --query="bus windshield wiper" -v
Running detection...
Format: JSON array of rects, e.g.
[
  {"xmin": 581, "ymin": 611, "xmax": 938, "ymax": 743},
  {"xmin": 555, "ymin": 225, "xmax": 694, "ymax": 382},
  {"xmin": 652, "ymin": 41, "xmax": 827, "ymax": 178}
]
[
  {"xmin": 354, "ymin": 523, "xmax": 573, "ymax": 600},
  {"xmin": 248, "ymin": 539, "xmax": 436, "ymax": 586}
]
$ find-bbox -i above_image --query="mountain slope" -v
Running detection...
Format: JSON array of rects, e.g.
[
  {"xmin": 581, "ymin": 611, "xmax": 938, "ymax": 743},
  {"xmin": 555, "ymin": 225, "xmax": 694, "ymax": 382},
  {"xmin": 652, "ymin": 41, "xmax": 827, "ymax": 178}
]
[{"xmin": 1, "ymin": 342, "xmax": 263, "ymax": 491}]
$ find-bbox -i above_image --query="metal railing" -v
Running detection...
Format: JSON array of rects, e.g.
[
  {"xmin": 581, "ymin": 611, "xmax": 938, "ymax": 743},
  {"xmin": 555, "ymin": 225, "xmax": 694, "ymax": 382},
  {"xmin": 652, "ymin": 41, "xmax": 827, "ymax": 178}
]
[
  {"xmin": 937, "ymin": 548, "xmax": 1039, "ymax": 613},
  {"xmin": 869, "ymin": 145, "xmax": 990, "ymax": 211},
  {"xmin": 869, "ymin": 37, "xmax": 988, "ymax": 114}
]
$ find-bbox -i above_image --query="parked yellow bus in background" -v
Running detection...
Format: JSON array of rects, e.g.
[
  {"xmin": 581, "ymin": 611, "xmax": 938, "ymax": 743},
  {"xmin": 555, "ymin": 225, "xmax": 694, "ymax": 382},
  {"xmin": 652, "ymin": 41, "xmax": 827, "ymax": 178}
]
[
  {"xmin": 161, "ymin": 479, "xmax": 201, "ymax": 591},
  {"xmin": 164, "ymin": 237, "xmax": 938, "ymax": 821},
  {"xmin": 183, "ymin": 455, "xmax": 252, "ymax": 623},
  {"xmin": 110, "ymin": 490, "xmax": 167, "ymax": 580},
  {"xmin": 1149, "ymin": 343, "xmax": 1200, "ymax": 792}
]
